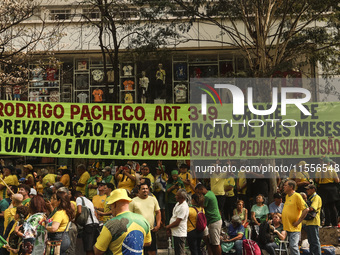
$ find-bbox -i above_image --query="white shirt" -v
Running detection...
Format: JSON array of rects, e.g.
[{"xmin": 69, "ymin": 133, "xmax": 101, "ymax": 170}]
[
  {"xmin": 76, "ymin": 196, "xmax": 99, "ymax": 225},
  {"xmin": 77, "ymin": 93, "xmax": 88, "ymax": 103},
  {"xmin": 170, "ymin": 201, "xmax": 189, "ymax": 237}
]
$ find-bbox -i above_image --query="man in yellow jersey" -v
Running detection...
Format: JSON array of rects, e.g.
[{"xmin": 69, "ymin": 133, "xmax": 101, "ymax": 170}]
[
  {"xmin": 282, "ymin": 180, "xmax": 309, "ymax": 255},
  {"xmin": 96, "ymin": 183, "xmax": 115, "ymax": 223},
  {"xmin": 140, "ymin": 165, "xmax": 155, "ymax": 191},
  {"xmin": 178, "ymin": 164, "xmax": 196, "ymax": 194},
  {"xmin": 303, "ymin": 184, "xmax": 322, "ymax": 255},
  {"xmin": 94, "ymin": 189, "xmax": 151, "ymax": 255},
  {"xmin": 74, "ymin": 164, "xmax": 90, "ymax": 195},
  {"xmin": 41, "ymin": 168, "xmax": 57, "ymax": 188},
  {"xmin": 93, "ymin": 182, "xmax": 107, "ymax": 223}
]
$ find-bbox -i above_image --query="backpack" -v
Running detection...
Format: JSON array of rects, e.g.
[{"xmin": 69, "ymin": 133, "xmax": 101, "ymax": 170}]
[
  {"xmin": 242, "ymin": 239, "xmax": 261, "ymax": 255},
  {"xmin": 189, "ymin": 206, "xmax": 207, "ymax": 232},
  {"xmin": 304, "ymin": 194, "xmax": 317, "ymax": 221},
  {"xmin": 76, "ymin": 197, "xmax": 90, "ymax": 227}
]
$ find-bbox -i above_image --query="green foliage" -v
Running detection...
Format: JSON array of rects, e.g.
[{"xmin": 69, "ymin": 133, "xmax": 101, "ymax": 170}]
[{"xmin": 169, "ymin": 0, "xmax": 339, "ymax": 77}]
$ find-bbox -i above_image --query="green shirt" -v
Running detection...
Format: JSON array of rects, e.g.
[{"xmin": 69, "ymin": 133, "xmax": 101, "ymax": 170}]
[
  {"xmin": 22, "ymin": 198, "xmax": 31, "ymax": 206},
  {"xmin": 204, "ymin": 190, "xmax": 221, "ymax": 225},
  {"xmin": 0, "ymin": 199, "xmax": 10, "ymax": 227},
  {"xmin": 251, "ymin": 204, "xmax": 269, "ymax": 222},
  {"xmin": 166, "ymin": 179, "xmax": 184, "ymax": 204}
]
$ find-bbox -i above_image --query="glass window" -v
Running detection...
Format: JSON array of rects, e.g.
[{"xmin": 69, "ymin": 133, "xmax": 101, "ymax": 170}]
[{"xmin": 49, "ymin": 9, "xmax": 72, "ymax": 20}]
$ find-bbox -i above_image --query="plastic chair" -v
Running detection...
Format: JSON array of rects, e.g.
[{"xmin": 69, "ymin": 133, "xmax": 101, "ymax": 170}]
[{"xmin": 275, "ymin": 240, "xmax": 289, "ymax": 255}]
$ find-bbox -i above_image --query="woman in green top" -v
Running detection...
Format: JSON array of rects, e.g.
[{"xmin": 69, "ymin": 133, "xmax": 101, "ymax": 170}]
[
  {"xmin": 233, "ymin": 200, "xmax": 248, "ymax": 227},
  {"xmin": 165, "ymin": 170, "xmax": 184, "ymax": 224},
  {"xmin": 85, "ymin": 168, "xmax": 101, "ymax": 200},
  {"xmin": 251, "ymin": 194, "xmax": 269, "ymax": 225},
  {"xmin": 264, "ymin": 213, "xmax": 287, "ymax": 255}
]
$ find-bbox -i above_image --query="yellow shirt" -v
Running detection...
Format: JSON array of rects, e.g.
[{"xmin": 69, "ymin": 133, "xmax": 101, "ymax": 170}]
[
  {"xmin": 26, "ymin": 173, "xmax": 34, "ymax": 181},
  {"xmin": 76, "ymin": 171, "xmax": 90, "ymax": 195},
  {"xmin": 4, "ymin": 207, "xmax": 16, "ymax": 235},
  {"xmin": 95, "ymin": 211, "xmax": 151, "ymax": 255},
  {"xmin": 302, "ymin": 192, "xmax": 322, "ymax": 226},
  {"xmin": 315, "ymin": 165, "xmax": 338, "ymax": 184},
  {"xmin": 294, "ymin": 171, "xmax": 310, "ymax": 182},
  {"xmin": 187, "ymin": 206, "xmax": 204, "ymax": 232},
  {"xmin": 51, "ymin": 210, "xmax": 70, "ymax": 232},
  {"xmin": 60, "ymin": 174, "xmax": 70, "ymax": 188},
  {"xmin": 237, "ymin": 171, "xmax": 247, "ymax": 195},
  {"xmin": 210, "ymin": 173, "xmax": 228, "ymax": 196},
  {"xmin": 36, "ymin": 181, "xmax": 44, "ymax": 194},
  {"xmin": 12, "ymin": 175, "xmax": 19, "ymax": 187},
  {"xmin": 282, "ymin": 192, "xmax": 308, "ymax": 232},
  {"xmin": 129, "ymin": 196, "xmax": 160, "ymax": 229},
  {"xmin": 42, "ymin": 174, "xmax": 56, "ymax": 188},
  {"xmin": 225, "ymin": 177, "xmax": 235, "ymax": 197},
  {"xmin": 178, "ymin": 172, "xmax": 195, "ymax": 194},
  {"xmin": 117, "ymin": 174, "xmax": 136, "ymax": 191},
  {"xmin": 26, "ymin": 173, "xmax": 34, "ymax": 187},
  {"xmin": 0, "ymin": 175, "xmax": 17, "ymax": 199},
  {"xmin": 93, "ymin": 194, "xmax": 107, "ymax": 222},
  {"xmin": 102, "ymin": 196, "xmax": 112, "ymax": 223}
]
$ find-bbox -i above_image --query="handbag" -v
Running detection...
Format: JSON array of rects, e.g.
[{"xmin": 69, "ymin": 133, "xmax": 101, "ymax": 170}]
[
  {"xmin": 46, "ymin": 222, "xmax": 70, "ymax": 255},
  {"xmin": 221, "ymin": 241, "xmax": 235, "ymax": 253}
]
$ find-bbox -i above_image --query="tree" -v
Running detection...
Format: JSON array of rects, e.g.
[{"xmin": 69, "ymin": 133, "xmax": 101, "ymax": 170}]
[
  {"xmin": 78, "ymin": 0, "xmax": 183, "ymax": 103},
  {"xmin": 0, "ymin": 0, "xmax": 65, "ymax": 91},
  {"xmin": 166, "ymin": 0, "xmax": 339, "ymax": 78},
  {"xmin": 150, "ymin": 0, "xmax": 339, "ymax": 201}
]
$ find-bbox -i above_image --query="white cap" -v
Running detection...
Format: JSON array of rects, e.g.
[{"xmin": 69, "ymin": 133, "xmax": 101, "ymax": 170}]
[{"xmin": 30, "ymin": 188, "xmax": 37, "ymax": 196}]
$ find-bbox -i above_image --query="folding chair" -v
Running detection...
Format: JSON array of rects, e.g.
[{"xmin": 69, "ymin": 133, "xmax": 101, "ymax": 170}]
[{"xmin": 275, "ymin": 240, "xmax": 289, "ymax": 255}]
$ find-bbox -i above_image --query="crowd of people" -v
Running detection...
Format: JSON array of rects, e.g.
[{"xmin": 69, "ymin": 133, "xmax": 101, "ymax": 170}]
[{"xmin": 0, "ymin": 156, "xmax": 337, "ymax": 255}]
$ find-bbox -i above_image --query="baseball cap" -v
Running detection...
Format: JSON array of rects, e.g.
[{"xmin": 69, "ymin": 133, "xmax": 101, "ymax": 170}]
[
  {"xmin": 102, "ymin": 166, "xmax": 112, "ymax": 173},
  {"xmin": 107, "ymin": 189, "xmax": 132, "ymax": 205},
  {"xmin": 23, "ymin": 164, "xmax": 33, "ymax": 171},
  {"xmin": 30, "ymin": 188, "xmax": 37, "ymax": 196},
  {"xmin": 305, "ymin": 184, "xmax": 316, "ymax": 190}
]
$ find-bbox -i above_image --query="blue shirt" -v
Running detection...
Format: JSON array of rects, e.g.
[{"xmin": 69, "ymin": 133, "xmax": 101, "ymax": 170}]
[
  {"xmin": 228, "ymin": 224, "xmax": 245, "ymax": 240},
  {"xmin": 269, "ymin": 202, "xmax": 284, "ymax": 214}
]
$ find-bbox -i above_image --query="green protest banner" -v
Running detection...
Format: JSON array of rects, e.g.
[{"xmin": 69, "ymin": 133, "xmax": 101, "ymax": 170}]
[
  {"xmin": 190, "ymin": 102, "xmax": 340, "ymax": 159},
  {"xmin": 0, "ymin": 101, "xmax": 190, "ymax": 159},
  {"xmin": 0, "ymin": 101, "xmax": 338, "ymax": 159}
]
